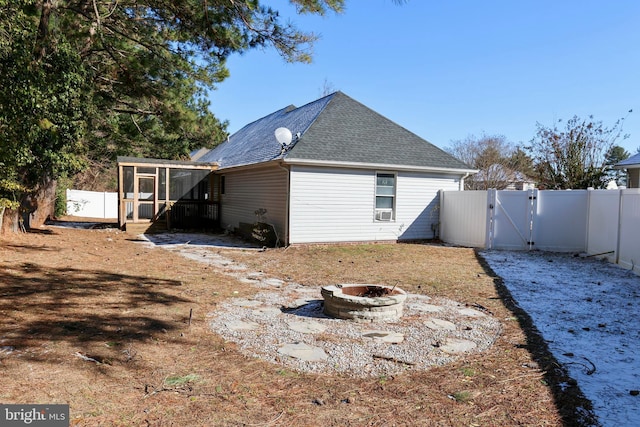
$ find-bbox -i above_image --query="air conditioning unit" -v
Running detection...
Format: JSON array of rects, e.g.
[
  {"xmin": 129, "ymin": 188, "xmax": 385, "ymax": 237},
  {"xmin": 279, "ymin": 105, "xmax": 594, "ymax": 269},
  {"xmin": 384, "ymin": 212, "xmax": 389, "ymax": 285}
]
[{"xmin": 375, "ymin": 210, "xmax": 393, "ymax": 221}]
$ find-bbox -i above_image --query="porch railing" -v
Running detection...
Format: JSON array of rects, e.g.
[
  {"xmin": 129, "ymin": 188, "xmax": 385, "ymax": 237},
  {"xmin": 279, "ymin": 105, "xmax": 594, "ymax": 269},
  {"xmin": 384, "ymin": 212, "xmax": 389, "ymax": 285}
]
[{"xmin": 167, "ymin": 201, "xmax": 219, "ymax": 230}]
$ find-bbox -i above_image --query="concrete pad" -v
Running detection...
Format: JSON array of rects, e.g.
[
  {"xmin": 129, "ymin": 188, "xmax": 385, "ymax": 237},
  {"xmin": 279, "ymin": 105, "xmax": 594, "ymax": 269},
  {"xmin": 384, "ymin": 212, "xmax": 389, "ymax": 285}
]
[{"xmin": 278, "ymin": 342, "xmax": 328, "ymax": 361}]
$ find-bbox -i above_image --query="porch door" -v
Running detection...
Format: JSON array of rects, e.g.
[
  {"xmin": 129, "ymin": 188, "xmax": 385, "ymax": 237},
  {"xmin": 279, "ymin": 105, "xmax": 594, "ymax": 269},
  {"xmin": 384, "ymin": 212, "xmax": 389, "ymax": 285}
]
[{"xmin": 135, "ymin": 176, "xmax": 156, "ymax": 222}]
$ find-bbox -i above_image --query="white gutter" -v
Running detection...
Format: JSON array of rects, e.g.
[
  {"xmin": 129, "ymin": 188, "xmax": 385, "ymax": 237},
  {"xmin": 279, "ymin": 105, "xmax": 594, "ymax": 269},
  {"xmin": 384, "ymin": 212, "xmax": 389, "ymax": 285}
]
[{"xmin": 282, "ymin": 158, "xmax": 477, "ymax": 175}]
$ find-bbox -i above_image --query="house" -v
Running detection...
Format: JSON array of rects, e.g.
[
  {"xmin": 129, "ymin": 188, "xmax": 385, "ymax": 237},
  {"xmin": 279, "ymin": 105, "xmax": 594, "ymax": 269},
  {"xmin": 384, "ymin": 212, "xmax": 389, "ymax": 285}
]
[
  {"xmin": 467, "ymin": 164, "xmax": 536, "ymax": 191},
  {"xmin": 614, "ymin": 152, "xmax": 640, "ymax": 188},
  {"xmin": 118, "ymin": 92, "xmax": 476, "ymax": 244}
]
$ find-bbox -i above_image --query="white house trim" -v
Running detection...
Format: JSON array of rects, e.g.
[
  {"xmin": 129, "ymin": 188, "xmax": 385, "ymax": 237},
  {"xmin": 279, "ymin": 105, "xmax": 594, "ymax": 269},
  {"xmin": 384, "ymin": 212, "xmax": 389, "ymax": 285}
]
[{"xmin": 283, "ymin": 158, "xmax": 477, "ymax": 175}]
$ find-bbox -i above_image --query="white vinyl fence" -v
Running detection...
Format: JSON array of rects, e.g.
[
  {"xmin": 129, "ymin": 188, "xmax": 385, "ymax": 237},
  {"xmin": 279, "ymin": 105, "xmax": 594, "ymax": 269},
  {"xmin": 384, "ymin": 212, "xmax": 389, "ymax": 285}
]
[
  {"xmin": 66, "ymin": 189, "xmax": 117, "ymax": 219},
  {"xmin": 440, "ymin": 188, "xmax": 640, "ymax": 274}
]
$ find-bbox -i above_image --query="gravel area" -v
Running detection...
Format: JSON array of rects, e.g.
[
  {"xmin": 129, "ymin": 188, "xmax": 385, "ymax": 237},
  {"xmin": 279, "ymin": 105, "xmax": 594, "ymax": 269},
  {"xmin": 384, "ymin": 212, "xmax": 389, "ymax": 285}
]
[
  {"xmin": 208, "ymin": 283, "xmax": 502, "ymax": 377},
  {"xmin": 143, "ymin": 233, "xmax": 502, "ymax": 377}
]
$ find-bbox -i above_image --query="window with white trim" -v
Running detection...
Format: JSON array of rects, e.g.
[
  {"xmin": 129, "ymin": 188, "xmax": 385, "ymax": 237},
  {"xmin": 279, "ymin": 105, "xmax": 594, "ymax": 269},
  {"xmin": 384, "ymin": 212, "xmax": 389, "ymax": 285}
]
[{"xmin": 375, "ymin": 172, "xmax": 396, "ymax": 221}]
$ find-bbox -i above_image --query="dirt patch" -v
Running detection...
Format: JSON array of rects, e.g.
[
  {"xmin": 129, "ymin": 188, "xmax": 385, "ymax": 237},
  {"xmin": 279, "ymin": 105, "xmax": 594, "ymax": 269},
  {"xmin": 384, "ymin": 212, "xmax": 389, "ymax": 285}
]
[{"xmin": 0, "ymin": 225, "xmax": 594, "ymax": 426}]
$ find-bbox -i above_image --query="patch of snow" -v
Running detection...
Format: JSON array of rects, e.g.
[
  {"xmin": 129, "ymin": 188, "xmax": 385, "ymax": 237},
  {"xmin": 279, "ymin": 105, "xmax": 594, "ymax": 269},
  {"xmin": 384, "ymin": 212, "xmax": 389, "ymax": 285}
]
[{"xmin": 481, "ymin": 250, "xmax": 640, "ymax": 427}]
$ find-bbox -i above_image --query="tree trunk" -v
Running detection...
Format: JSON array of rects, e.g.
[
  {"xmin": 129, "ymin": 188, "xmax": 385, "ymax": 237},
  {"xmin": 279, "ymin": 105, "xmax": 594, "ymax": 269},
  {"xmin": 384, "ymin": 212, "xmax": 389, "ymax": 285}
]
[
  {"xmin": 35, "ymin": 0, "xmax": 56, "ymax": 60},
  {"xmin": 21, "ymin": 178, "xmax": 57, "ymax": 230},
  {"xmin": 1, "ymin": 178, "xmax": 58, "ymax": 233},
  {"xmin": 1, "ymin": 208, "xmax": 20, "ymax": 233}
]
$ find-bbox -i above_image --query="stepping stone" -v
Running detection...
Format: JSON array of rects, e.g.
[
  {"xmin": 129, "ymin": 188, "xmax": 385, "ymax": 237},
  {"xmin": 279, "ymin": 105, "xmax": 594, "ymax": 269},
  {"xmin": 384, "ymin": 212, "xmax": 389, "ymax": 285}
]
[
  {"xmin": 440, "ymin": 338, "xmax": 477, "ymax": 353},
  {"xmin": 411, "ymin": 302, "xmax": 444, "ymax": 313},
  {"xmin": 224, "ymin": 319, "xmax": 260, "ymax": 331},
  {"xmin": 424, "ymin": 318, "xmax": 456, "ymax": 330},
  {"xmin": 263, "ymin": 278, "xmax": 285, "ymax": 287},
  {"xmin": 362, "ymin": 330, "xmax": 404, "ymax": 344},
  {"xmin": 246, "ymin": 272, "xmax": 265, "ymax": 280},
  {"xmin": 253, "ymin": 306, "xmax": 282, "ymax": 316},
  {"xmin": 458, "ymin": 308, "xmax": 486, "ymax": 317},
  {"xmin": 231, "ymin": 299, "xmax": 263, "ymax": 307},
  {"xmin": 286, "ymin": 298, "xmax": 316, "ymax": 309},
  {"xmin": 278, "ymin": 343, "xmax": 328, "ymax": 361},
  {"xmin": 286, "ymin": 320, "xmax": 327, "ymax": 334}
]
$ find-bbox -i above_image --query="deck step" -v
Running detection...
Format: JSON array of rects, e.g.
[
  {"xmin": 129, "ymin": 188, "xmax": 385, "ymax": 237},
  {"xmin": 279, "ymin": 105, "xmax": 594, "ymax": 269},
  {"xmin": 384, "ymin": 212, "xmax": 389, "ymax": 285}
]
[{"xmin": 125, "ymin": 221, "xmax": 167, "ymax": 235}]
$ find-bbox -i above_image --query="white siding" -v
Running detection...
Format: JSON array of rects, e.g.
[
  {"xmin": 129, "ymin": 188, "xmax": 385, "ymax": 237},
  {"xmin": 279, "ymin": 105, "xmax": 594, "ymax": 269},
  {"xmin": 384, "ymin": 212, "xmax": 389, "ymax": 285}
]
[
  {"xmin": 220, "ymin": 165, "xmax": 288, "ymax": 242},
  {"xmin": 288, "ymin": 166, "xmax": 460, "ymax": 244}
]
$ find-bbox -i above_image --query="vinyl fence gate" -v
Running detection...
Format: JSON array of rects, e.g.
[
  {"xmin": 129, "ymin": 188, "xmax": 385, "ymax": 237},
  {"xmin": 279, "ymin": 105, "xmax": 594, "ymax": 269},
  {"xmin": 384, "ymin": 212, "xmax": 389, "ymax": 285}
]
[
  {"xmin": 441, "ymin": 188, "xmax": 589, "ymax": 252},
  {"xmin": 440, "ymin": 188, "xmax": 640, "ymax": 274}
]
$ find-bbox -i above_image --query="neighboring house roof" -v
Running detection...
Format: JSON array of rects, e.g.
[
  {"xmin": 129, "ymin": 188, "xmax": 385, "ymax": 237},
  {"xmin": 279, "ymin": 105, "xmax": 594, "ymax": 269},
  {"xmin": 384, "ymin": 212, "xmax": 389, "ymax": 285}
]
[
  {"xmin": 470, "ymin": 164, "xmax": 535, "ymax": 184},
  {"xmin": 614, "ymin": 152, "xmax": 640, "ymax": 168},
  {"xmin": 199, "ymin": 92, "xmax": 474, "ymax": 172}
]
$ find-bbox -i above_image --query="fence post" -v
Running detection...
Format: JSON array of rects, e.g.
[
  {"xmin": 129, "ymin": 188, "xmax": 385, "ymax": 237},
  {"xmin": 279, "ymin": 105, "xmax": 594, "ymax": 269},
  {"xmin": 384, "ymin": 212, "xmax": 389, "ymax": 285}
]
[
  {"xmin": 485, "ymin": 189, "xmax": 496, "ymax": 249},
  {"xmin": 615, "ymin": 189, "xmax": 623, "ymax": 265},
  {"xmin": 528, "ymin": 188, "xmax": 538, "ymax": 250}
]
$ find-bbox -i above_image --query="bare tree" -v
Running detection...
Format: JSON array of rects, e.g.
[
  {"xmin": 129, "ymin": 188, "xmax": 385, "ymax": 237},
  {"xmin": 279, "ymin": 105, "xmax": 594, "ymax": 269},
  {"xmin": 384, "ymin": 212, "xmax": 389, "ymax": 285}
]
[
  {"xmin": 527, "ymin": 114, "xmax": 630, "ymax": 189},
  {"xmin": 447, "ymin": 134, "xmax": 533, "ymax": 190},
  {"xmin": 319, "ymin": 78, "xmax": 337, "ymax": 97}
]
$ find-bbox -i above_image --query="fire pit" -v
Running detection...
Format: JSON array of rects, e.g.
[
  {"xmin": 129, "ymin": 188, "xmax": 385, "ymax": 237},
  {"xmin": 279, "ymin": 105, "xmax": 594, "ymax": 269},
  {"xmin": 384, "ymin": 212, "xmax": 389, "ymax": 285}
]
[{"xmin": 321, "ymin": 284, "xmax": 407, "ymax": 323}]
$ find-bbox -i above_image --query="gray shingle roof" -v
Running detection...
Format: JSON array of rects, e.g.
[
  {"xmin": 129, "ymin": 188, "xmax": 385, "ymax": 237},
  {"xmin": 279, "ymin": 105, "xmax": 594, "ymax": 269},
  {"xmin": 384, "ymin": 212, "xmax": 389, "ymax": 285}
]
[
  {"xmin": 288, "ymin": 92, "xmax": 472, "ymax": 170},
  {"xmin": 198, "ymin": 94, "xmax": 334, "ymax": 168},
  {"xmin": 200, "ymin": 91, "xmax": 473, "ymax": 171}
]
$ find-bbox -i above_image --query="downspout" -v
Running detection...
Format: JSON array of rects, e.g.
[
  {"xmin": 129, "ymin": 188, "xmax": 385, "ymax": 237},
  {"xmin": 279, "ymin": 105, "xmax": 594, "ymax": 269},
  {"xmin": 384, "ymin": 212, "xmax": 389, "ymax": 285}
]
[
  {"xmin": 459, "ymin": 173, "xmax": 470, "ymax": 191},
  {"xmin": 278, "ymin": 162, "xmax": 291, "ymax": 246}
]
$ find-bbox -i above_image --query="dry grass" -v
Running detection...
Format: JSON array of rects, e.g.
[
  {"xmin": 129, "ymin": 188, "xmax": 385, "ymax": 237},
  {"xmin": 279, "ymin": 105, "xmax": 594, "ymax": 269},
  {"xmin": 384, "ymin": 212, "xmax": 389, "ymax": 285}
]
[{"xmin": 0, "ymin": 225, "xmax": 595, "ymax": 426}]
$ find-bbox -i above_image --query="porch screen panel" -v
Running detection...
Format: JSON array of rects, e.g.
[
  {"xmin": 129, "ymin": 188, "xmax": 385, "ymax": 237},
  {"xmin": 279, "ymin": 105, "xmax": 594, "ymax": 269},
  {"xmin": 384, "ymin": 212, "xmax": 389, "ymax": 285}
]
[
  {"xmin": 138, "ymin": 177, "xmax": 154, "ymax": 200},
  {"xmin": 158, "ymin": 168, "xmax": 167, "ymax": 200},
  {"xmin": 123, "ymin": 167, "xmax": 134, "ymax": 199},
  {"xmin": 169, "ymin": 169, "xmax": 210, "ymax": 200}
]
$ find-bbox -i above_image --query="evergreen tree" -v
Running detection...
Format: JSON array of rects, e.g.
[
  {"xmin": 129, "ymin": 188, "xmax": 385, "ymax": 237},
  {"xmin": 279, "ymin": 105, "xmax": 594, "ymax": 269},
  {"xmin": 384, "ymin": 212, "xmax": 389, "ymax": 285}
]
[{"xmin": 0, "ymin": 0, "xmax": 344, "ymax": 229}]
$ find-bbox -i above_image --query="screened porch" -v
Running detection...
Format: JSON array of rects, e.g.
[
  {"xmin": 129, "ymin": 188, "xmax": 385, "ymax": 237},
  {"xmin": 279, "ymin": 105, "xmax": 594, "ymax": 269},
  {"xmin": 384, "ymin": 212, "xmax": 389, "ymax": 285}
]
[{"xmin": 117, "ymin": 157, "xmax": 220, "ymax": 232}]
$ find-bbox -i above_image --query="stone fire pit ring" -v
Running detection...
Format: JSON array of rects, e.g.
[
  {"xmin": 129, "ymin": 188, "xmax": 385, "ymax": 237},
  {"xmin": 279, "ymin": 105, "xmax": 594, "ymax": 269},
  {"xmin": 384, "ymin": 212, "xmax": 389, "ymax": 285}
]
[{"xmin": 321, "ymin": 284, "xmax": 407, "ymax": 323}]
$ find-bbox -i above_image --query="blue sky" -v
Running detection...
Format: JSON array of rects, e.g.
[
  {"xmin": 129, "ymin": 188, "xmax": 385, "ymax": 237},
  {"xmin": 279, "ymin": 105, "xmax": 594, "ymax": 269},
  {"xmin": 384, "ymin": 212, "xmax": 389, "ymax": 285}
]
[{"xmin": 207, "ymin": 0, "xmax": 640, "ymax": 154}]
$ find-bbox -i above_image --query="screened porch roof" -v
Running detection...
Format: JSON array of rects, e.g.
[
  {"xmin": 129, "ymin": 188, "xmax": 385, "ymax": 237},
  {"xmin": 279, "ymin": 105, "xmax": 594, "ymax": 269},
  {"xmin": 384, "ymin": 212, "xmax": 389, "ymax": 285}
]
[{"xmin": 117, "ymin": 156, "xmax": 218, "ymax": 170}]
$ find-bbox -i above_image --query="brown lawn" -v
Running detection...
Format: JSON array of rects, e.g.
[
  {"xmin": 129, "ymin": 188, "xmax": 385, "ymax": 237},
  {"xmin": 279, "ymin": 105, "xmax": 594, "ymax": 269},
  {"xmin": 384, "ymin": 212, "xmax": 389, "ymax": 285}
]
[{"xmin": 0, "ymin": 223, "xmax": 595, "ymax": 426}]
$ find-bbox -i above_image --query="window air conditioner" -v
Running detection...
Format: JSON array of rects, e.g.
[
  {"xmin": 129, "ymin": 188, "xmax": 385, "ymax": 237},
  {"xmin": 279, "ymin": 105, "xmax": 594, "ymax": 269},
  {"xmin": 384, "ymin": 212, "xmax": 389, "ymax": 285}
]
[{"xmin": 375, "ymin": 210, "xmax": 393, "ymax": 221}]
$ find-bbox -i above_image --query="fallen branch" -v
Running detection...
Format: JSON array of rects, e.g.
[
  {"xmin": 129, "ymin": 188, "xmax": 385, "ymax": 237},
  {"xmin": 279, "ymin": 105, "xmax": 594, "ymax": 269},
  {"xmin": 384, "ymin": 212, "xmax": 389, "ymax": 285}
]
[
  {"xmin": 372, "ymin": 354, "xmax": 416, "ymax": 366},
  {"xmin": 566, "ymin": 357, "xmax": 596, "ymax": 375},
  {"xmin": 74, "ymin": 352, "xmax": 101, "ymax": 364},
  {"xmin": 498, "ymin": 372, "xmax": 545, "ymax": 383}
]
